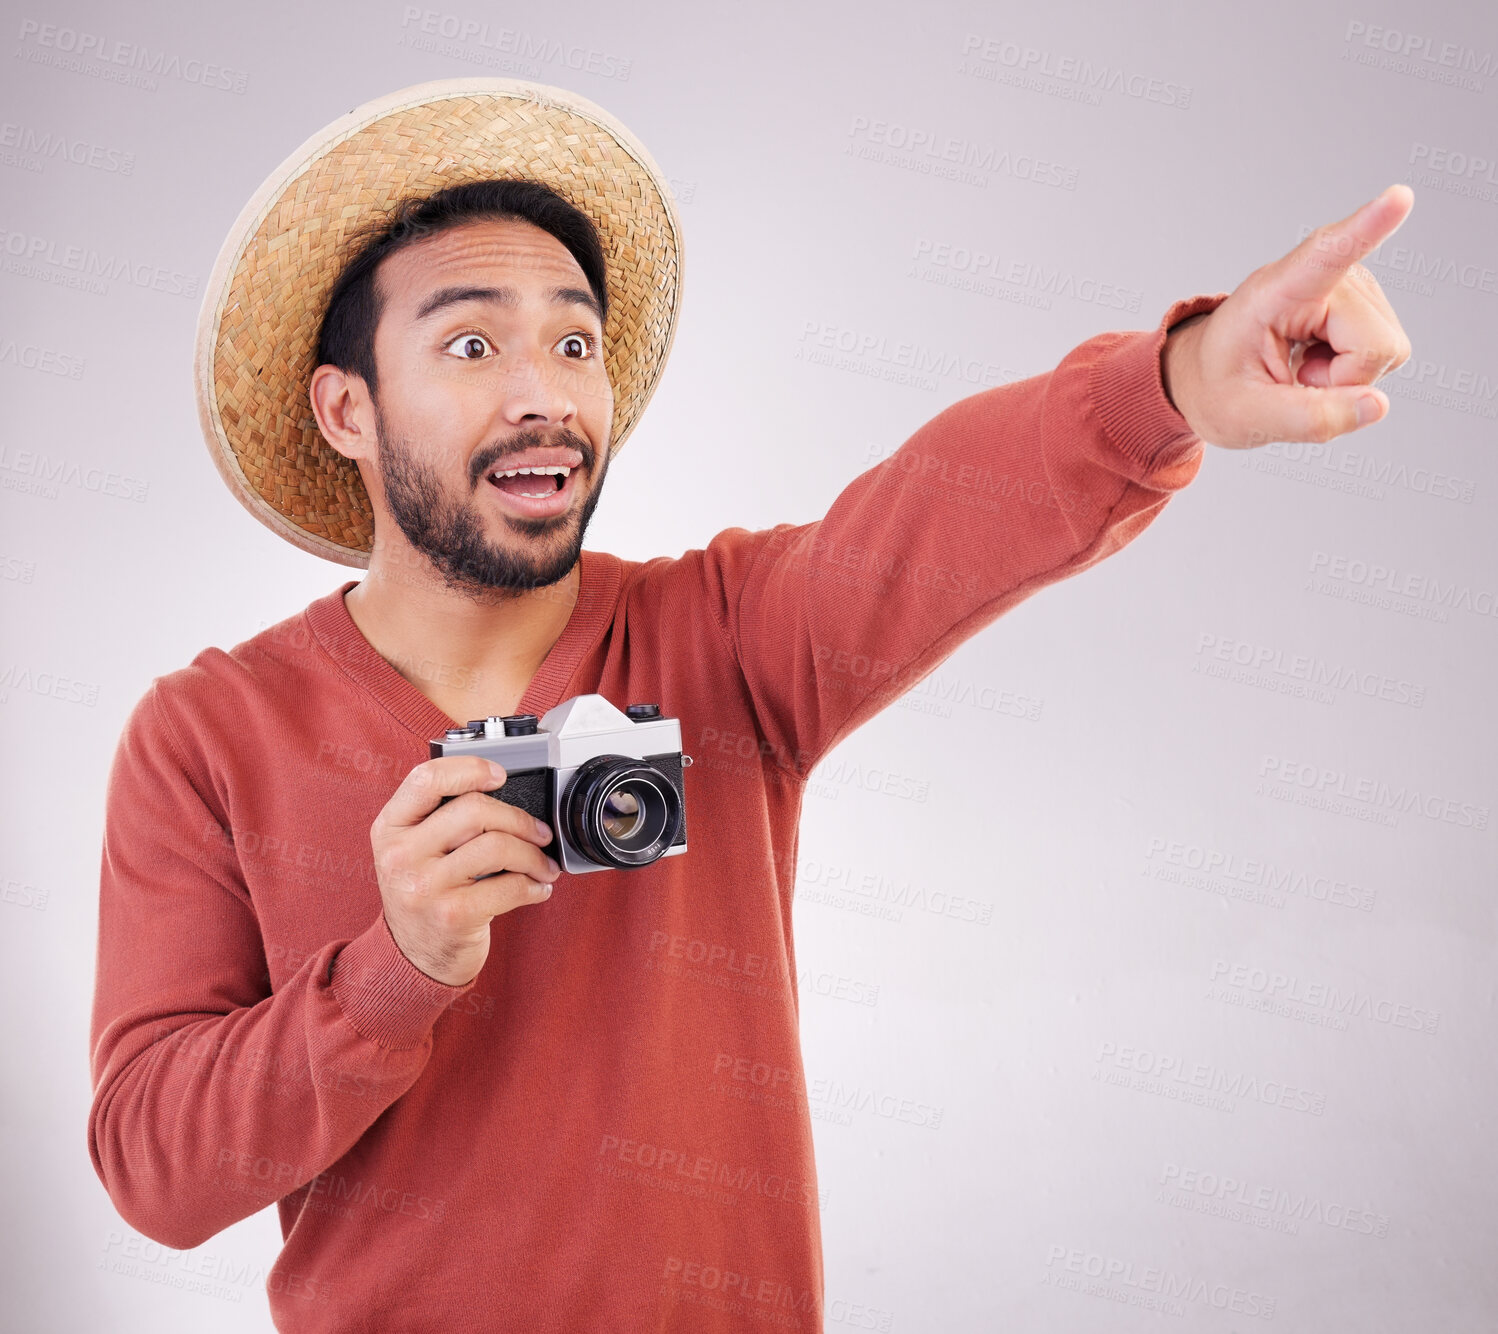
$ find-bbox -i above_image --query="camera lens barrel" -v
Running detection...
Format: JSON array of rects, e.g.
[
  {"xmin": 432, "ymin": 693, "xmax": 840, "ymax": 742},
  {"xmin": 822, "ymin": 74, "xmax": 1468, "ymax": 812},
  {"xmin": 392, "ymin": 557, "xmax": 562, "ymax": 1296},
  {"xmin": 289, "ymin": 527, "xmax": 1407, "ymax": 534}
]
[{"xmin": 563, "ymin": 754, "xmax": 683, "ymax": 868}]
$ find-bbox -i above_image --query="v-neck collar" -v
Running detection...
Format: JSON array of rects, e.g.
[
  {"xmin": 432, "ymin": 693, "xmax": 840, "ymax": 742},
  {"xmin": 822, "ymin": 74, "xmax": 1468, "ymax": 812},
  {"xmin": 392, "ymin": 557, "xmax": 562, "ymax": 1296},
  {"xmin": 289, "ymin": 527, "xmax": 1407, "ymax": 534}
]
[{"xmin": 304, "ymin": 547, "xmax": 622, "ymax": 740}]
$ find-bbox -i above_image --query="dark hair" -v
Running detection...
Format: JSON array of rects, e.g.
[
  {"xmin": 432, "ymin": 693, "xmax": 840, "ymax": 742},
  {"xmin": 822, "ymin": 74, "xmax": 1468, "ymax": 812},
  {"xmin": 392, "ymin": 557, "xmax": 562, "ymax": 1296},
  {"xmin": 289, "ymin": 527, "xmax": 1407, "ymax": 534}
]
[{"xmin": 314, "ymin": 178, "xmax": 609, "ymax": 400}]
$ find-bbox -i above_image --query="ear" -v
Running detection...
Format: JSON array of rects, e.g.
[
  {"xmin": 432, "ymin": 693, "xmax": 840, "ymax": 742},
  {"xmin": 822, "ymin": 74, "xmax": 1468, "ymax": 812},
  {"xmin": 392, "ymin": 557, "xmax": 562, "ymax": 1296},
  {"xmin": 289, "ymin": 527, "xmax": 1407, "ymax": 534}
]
[{"xmin": 310, "ymin": 363, "xmax": 375, "ymax": 463}]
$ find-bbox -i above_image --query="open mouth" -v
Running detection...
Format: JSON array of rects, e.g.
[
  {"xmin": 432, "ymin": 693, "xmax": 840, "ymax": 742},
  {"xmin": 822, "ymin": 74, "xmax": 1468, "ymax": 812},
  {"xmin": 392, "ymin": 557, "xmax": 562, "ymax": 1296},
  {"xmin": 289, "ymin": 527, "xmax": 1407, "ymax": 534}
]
[
  {"xmin": 484, "ymin": 464, "xmax": 579, "ymax": 517},
  {"xmin": 491, "ymin": 470, "xmax": 567, "ymax": 498}
]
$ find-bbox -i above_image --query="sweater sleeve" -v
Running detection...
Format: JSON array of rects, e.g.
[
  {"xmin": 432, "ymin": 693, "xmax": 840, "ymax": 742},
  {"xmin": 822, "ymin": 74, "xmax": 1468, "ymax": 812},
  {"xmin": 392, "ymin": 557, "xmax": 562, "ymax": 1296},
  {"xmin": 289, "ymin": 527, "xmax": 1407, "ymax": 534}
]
[
  {"xmin": 697, "ymin": 292, "xmax": 1229, "ymax": 780},
  {"xmin": 87, "ymin": 680, "xmax": 474, "ymax": 1250}
]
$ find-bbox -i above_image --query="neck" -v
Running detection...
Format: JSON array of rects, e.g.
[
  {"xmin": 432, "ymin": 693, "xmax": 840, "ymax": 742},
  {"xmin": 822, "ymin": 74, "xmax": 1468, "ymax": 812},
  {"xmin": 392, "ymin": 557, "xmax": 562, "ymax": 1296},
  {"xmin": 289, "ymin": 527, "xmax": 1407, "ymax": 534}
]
[{"xmin": 344, "ymin": 543, "xmax": 582, "ymax": 722}]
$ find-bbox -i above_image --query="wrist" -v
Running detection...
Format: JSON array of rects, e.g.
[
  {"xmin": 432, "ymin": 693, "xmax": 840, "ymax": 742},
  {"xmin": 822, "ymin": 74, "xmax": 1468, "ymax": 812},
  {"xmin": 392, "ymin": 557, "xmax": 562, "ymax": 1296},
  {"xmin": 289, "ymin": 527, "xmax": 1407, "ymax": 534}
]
[
  {"xmin": 384, "ymin": 912, "xmax": 484, "ymax": 988},
  {"xmin": 1161, "ymin": 313, "xmax": 1208, "ymax": 419},
  {"xmin": 329, "ymin": 914, "xmax": 477, "ymax": 1049}
]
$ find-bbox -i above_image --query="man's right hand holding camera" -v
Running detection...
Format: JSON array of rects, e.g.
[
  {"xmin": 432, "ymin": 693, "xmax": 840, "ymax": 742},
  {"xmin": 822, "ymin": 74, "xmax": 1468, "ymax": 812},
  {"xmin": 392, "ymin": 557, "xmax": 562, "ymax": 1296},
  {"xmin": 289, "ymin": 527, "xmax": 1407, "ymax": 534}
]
[{"xmin": 370, "ymin": 757, "xmax": 561, "ymax": 986}]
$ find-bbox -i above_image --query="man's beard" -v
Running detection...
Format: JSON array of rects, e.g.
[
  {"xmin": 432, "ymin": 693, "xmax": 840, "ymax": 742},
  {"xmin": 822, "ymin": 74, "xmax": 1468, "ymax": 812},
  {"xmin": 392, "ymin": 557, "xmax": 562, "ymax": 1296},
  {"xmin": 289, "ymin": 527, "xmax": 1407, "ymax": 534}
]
[{"xmin": 370, "ymin": 395, "xmax": 607, "ymax": 603}]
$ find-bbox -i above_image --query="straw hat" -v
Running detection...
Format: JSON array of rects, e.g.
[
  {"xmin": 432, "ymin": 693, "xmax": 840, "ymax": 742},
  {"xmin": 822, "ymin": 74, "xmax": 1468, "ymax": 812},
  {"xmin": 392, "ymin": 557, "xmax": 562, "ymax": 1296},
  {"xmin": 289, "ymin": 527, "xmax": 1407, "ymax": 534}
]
[{"xmin": 192, "ymin": 77, "xmax": 684, "ymax": 567}]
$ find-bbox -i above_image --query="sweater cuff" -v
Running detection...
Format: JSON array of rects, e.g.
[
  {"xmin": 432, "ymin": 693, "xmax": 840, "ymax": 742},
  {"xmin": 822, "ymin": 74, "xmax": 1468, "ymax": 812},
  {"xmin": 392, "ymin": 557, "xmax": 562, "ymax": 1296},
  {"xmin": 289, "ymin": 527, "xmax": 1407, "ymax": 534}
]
[
  {"xmin": 329, "ymin": 914, "xmax": 475, "ymax": 1051},
  {"xmin": 1087, "ymin": 291, "xmax": 1231, "ymax": 473}
]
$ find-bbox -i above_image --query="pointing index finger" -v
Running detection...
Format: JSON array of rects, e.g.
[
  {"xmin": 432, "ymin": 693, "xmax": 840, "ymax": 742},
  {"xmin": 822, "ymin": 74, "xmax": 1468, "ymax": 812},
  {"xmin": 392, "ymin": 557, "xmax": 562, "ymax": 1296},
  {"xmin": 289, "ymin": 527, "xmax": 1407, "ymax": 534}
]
[{"xmin": 1278, "ymin": 183, "xmax": 1415, "ymax": 302}]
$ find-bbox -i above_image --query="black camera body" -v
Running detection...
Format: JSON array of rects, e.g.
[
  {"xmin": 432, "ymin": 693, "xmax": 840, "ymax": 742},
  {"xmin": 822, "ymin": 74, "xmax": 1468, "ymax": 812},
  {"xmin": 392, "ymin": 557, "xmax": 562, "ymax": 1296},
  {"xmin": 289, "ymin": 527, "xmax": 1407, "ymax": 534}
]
[{"xmin": 428, "ymin": 694, "xmax": 691, "ymax": 875}]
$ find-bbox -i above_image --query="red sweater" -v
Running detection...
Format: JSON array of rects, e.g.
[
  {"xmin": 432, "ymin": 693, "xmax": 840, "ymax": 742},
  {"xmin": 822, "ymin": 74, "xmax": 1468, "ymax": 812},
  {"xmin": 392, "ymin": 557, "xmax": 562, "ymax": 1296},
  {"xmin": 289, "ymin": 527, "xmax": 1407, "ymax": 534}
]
[{"xmin": 89, "ymin": 291, "xmax": 1225, "ymax": 1332}]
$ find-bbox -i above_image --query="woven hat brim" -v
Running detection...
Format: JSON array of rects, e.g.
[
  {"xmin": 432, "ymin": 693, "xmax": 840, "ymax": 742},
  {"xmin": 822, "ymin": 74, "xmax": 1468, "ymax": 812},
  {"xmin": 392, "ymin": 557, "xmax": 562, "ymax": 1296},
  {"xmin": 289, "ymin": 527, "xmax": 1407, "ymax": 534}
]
[{"xmin": 193, "ymin": 77, "xmax": 684, "ymax": 567}]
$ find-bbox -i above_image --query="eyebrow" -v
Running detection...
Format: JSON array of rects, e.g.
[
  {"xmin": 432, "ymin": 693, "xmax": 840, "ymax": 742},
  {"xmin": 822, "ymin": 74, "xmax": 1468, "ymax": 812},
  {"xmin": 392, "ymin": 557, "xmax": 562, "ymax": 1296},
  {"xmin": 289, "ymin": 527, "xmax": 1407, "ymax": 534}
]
[{"xmin": 412, "ymin": 283, "xmax": 603, "ymax": 327}]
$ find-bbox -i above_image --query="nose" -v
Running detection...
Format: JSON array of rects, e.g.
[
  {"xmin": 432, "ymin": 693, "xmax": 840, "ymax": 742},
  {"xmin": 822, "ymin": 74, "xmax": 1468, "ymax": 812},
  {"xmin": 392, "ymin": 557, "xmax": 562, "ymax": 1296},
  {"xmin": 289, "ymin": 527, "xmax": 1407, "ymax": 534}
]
[{"xmin": 498, "ymin": 344, "xmax": 580, "ymax": 430}]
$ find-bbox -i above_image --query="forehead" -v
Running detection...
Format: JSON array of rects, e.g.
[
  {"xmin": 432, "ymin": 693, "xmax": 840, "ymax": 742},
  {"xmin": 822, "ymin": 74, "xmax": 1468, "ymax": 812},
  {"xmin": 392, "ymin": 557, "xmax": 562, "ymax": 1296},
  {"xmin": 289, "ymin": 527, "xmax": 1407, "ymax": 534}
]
[{"xmin": 376, "ymin": 218, "xmax": 587, "ymax": 313}]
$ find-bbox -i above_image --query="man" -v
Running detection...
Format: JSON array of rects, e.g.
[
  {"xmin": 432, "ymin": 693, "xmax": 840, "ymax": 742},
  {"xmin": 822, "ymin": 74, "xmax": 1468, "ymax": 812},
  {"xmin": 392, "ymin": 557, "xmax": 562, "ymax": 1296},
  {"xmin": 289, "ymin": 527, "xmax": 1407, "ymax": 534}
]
[{"xmin": 89, "ymin": 78, "xmax": 1411, "ymax": 1332}]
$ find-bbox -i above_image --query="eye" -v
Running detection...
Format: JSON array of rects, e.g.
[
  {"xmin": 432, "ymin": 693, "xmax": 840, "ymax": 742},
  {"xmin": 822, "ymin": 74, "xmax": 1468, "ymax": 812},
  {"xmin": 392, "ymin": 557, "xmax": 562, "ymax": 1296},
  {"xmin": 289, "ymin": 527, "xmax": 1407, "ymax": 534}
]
[
  {"xmin": 556, "ymin": 331, "xmax": 599, "ymax": 360},
  {"xmin": 440, "ymin": 331, "xmax": 599, "ymax": 362},
  {"xmin": 444, "ymin": 331, "xmax": 494, "ymax": 361}
]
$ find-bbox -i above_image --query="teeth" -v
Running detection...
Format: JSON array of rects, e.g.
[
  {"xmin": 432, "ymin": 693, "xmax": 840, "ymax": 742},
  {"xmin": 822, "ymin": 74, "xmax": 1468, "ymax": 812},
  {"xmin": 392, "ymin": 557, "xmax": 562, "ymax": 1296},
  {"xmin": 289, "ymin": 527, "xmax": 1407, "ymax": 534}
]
[
  {"xmin": 490, "ymin": 465, "xmax": 571, "ymax": 479},
  {"xmin": 487, "ymin": 463, "xmax": 570, "ymax": 501}
]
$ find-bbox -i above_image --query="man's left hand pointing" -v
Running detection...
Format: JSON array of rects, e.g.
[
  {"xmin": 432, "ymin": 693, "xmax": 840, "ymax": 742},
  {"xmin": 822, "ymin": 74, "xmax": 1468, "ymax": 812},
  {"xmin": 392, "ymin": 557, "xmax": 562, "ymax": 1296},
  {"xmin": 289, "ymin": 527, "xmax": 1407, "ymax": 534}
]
[{"xmin": 1161, "ymin": 184, "xmax": 1415, "ymax": 450}]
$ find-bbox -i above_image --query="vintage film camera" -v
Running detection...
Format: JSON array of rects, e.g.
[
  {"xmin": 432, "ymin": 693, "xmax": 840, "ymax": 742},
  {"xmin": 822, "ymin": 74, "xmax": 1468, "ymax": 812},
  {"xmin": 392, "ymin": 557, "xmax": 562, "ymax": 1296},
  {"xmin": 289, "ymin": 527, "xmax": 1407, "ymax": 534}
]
[{"xmin": 429, "ymin": 694, "xmax": 692, "ymax": 875}]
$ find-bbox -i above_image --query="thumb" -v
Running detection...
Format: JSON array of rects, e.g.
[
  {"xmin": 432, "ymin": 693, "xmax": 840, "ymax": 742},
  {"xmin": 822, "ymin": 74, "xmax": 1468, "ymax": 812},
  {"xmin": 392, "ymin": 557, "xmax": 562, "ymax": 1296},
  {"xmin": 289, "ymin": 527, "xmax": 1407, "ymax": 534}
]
[{"xmin": 1232, "ymin": 382, "xmax": 1389, "ymax": 447}]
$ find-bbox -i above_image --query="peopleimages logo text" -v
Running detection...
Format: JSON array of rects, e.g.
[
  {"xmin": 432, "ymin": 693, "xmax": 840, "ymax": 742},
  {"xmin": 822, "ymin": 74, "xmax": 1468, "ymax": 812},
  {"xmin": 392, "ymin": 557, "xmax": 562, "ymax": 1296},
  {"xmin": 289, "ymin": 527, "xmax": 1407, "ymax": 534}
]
[{"xmin": 1257, "ymin": 755, "xmax": 1490, "ymax": 831}]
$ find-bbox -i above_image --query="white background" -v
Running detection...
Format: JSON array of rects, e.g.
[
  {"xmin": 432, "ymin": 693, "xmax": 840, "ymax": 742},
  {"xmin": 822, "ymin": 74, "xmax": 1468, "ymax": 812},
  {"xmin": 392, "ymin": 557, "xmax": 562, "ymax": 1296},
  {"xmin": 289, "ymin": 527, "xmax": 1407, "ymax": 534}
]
[{"xmin": 4, "ymin": 0, "xmax": 1496, "ymax": 1328}]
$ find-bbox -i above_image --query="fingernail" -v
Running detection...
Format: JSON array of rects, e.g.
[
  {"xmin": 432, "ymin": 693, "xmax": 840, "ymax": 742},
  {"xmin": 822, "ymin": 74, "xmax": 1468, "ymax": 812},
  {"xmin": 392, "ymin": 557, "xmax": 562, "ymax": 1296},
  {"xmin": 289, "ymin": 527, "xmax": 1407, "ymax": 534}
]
[
  {"xmin": 1356, "ymin": 393, "xmax": 1382, "ymax": 426},
  {"xmin": 487, "ymin": 761, "xmax": 507, "ymax": 781},
  {"xmin": 535, "ymin": 818, "xmax": 552, "ymax": 840},
  {"xmin": 547, "ymin": 857, "xmax": 562, "ymax": 877},
  {"xmin": 539, "ymin": 883, "xmax": 553, "ymax": 897}
]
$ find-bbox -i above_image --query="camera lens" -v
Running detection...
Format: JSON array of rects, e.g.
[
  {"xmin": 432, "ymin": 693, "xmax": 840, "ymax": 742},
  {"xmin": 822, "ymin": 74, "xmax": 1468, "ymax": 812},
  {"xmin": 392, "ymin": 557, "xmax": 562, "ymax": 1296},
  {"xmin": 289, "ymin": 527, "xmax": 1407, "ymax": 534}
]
[
  {"xmin": 562, "ymin": 754, "xmax": 682, "ymax": 869},
  {"xmin": 600, "ymin": 789, "xmax": 643, "ymax": 842}
]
